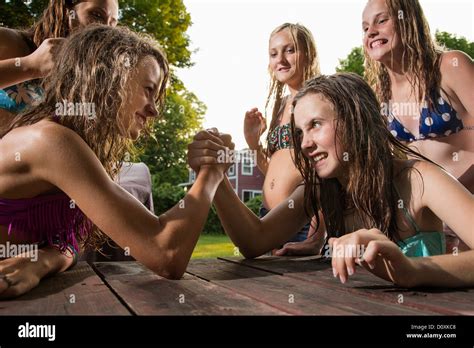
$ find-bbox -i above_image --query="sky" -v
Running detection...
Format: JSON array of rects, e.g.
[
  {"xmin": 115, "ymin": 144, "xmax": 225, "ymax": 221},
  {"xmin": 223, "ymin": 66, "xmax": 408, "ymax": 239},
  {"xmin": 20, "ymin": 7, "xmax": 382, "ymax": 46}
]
[{"xmin": 176, "ymin": 0, "xmax": 474, "ymax": 149}]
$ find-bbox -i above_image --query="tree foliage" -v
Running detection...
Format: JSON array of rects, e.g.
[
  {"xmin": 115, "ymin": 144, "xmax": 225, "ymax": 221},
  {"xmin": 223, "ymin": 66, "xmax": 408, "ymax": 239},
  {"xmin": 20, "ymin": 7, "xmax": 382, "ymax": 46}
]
[
  {"xmin": 118, "ymin": 0, "xmax": 193, "ymax": 68},
  {"xmin": 435, "ymin": 30, "xmax": 473, "ymax": 58},
  {"xmin": 335, "ymin": 46, "xmax": 365, "ymax": 77}
]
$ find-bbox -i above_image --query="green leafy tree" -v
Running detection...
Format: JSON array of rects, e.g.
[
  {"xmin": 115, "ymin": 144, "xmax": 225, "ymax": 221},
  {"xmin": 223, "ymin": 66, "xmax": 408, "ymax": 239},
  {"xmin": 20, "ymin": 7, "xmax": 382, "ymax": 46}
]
[
  {"xmin": 335, "ymin": 46, "xmax": 365, "ymax": 77},
  {"xmin": 0, "ymin": 0, "xmax": 35, "ymax": 29},
  {"xmin": 153, "ymin": 182, "xmax": 186, "ymax": 215},
  {"xmin": 435, "ymin": 30, "xmax": 473, "ymax": 58},
  {"xmin": 118, "ymin": 0, "xmax": 193, "ymax": 68},
  {"xmin": 245, "ymin": 195, "xmax": 263, "ymax": 216}
]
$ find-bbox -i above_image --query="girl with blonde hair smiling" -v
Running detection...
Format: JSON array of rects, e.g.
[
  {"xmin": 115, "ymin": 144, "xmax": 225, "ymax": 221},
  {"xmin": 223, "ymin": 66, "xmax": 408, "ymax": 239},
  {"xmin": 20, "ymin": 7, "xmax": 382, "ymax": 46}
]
[
  {"xmin": 244, "ymin": 23, "xmax": 324, "ymax": 254},
  {"xmin": 0, "ymin": 25, "xmax": 231, "ymax": 298},
  {"xmin": 362, "ymin": 0, "xmax": 474, "ymax": 251}
]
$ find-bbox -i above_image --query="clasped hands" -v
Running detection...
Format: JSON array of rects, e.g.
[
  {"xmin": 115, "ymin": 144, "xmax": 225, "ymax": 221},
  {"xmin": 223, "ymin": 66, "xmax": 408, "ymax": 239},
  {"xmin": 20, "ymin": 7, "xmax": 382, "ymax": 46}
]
[{"xmin": 187, "ymin": 128, "xmax": 235, "ymax": 175}]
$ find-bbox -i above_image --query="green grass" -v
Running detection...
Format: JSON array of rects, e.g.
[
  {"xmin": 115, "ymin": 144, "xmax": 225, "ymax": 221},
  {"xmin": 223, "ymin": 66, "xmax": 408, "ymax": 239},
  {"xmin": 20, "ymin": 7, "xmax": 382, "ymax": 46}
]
[{"xmin": 191, "ymin": 233, "xmax": 237, "ymax": 259}]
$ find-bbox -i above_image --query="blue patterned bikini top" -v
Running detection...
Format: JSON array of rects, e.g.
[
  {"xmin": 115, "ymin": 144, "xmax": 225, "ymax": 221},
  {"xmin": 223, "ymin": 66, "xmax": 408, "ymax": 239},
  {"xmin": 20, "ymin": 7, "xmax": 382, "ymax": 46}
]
[
  {"xmin": 0, "ymin": 81, "xmax": 44, "ymax": 113},
  {"xmin": 387, "ymin": 96, "xmax": 463, "ymax": 142}
]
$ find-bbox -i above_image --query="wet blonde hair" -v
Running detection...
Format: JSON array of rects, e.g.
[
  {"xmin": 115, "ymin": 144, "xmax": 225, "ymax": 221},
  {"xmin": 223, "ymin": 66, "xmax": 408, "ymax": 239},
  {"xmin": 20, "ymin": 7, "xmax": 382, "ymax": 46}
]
[
  {"xmin": 265, "ymin": 23, "xmax": 320, "ymax": 156},
  {"xmin": 364, "ymin": 0, "xmax": 445, "ymax": 110},
  {"xmin": 6, "ymin": 24, "xmax": 169, "ymax": 249}
]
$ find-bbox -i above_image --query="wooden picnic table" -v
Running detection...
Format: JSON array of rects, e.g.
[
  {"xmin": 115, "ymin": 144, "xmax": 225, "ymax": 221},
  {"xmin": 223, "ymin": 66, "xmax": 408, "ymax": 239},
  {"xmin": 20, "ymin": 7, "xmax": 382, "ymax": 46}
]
[{"xmin": 1, "ymin": 256, "xmax": 473, "ymax": 315}]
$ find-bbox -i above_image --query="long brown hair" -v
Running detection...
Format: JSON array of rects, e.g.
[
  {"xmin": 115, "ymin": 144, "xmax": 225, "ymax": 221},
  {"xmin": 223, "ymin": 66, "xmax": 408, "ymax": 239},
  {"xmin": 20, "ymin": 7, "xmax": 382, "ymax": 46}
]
[
  {"xmin": 290, "ymin": 73, "xmax": 436, "ymax": 243},
  {"xmin": 5, "ymin": 25, "xmax": 169, "ymax": 249},
  {"xmin": 20, "ymin": 0, "xmax": 118, "ymax": 48},
  {"xmin": 364, "ymin": 0, "xmax": 445, "ymax": 111},
  {"xmin": 28, "ymin": 0, "xmax": 74, "ymax": 46},
  {"xmin": 265, "ymin": 23, "xmax": 320, "ymax": 157}
]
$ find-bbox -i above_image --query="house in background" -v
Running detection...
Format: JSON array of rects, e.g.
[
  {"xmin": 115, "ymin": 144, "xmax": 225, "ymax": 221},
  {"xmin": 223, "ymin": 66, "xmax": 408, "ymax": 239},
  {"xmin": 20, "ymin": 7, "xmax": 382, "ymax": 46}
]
[{"xmin": 180, "ymin": 149, "xmax": 264, "ymax": 202}]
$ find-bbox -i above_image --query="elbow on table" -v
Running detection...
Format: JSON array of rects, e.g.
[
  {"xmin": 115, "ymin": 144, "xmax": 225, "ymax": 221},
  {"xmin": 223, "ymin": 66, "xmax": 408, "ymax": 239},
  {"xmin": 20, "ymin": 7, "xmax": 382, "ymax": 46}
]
[
  {"xmin": 238, "ymin": 246, "xmax": 264, "ymax": 260},
  {"xmin": 147, "ymin": 251, "xmax": 187, "ymax": 280},
  {"xmin": 155, "ymin": 266, "xmax": 185, "ymax": 280}
]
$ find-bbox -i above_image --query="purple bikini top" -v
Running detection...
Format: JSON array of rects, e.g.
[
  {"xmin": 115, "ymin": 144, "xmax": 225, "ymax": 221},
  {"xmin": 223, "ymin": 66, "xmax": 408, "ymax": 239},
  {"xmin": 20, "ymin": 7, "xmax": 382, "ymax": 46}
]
[{"xmin": 0, "ymin": 191, "xmax": 92, "ymax": 252}]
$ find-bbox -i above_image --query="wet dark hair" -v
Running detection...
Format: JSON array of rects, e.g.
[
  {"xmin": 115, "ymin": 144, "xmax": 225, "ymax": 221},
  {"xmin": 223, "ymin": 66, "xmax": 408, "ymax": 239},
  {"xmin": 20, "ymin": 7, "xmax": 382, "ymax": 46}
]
[{"xmin": 290, "ymin": 73, "xmax": 437, "ymax": 243}]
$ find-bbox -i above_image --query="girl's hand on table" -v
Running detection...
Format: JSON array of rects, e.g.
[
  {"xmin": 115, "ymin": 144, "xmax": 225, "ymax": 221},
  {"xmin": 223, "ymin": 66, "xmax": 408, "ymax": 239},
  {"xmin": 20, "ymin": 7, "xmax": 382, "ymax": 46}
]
[{"xmin": 329, "ymin": 228, "xmax": 419, "ymax": 287}]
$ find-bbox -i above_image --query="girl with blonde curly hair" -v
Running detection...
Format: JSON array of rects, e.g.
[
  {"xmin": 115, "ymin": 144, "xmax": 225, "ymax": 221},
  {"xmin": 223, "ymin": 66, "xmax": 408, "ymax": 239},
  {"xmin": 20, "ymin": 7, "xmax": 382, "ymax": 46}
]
[{"xmin": 0, "ymin": 25, "xmax": 231, "ymax": 298}]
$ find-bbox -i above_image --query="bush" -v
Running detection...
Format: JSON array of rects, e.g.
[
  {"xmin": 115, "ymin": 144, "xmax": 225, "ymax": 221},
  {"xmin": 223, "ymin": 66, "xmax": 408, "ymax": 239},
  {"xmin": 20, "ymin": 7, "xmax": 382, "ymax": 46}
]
[
  {"xmin": 152, "ymin": 179, "xmax": 264, "ymax": 235},
  {"xmin": 153, "ymin": 181, "xmax": 186, "ymax": 215},
  {"xmin": 245, "ymin": 195, "xmax": 263, "ymax": 215},
  {"xmin": 203, "ymin": 205, "xmax": 224, "ymax": 234},
  {"xmin": 152, "ymin": 180, "xmax": 223, "ymax": 234},
  {"xmin": 205, "ymin": 195, "xmax": 263, "ymax": 235}
]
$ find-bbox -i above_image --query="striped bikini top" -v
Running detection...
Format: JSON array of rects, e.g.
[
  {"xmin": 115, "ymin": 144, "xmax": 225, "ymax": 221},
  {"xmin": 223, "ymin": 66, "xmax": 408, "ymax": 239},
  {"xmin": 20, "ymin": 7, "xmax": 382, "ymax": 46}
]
[
  {"xmin": 268, "ymin": 123, "xmax": 292, "ymax": 154},
  {"xmin": 387, "ymin": 96, "xmax": 463, "ymax": 142},
  {"xmin": 267, "ymin": 95, "xmax": 293, "ymax": 155},
  {"xmin": 0, "ymin": 191, "xmax": 91, "ymax": 252}
]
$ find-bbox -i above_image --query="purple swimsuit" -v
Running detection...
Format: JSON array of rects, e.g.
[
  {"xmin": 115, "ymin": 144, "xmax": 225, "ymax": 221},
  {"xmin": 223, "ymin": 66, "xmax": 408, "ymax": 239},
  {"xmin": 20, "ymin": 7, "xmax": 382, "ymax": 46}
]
[{"xmin": 0, "ymin": 191, "xmax": 91, "ymax": 252}]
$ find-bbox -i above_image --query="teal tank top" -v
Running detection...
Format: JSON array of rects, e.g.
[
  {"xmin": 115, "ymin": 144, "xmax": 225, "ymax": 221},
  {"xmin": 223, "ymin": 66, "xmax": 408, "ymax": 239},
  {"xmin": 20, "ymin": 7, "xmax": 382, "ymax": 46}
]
[
  {"xmin": 397, "ymin": 231, "xmax": 446, "ymax": 257},
  {"xmin": 394, "ymin": 185, "xmax": 446, "ymax": 257}
]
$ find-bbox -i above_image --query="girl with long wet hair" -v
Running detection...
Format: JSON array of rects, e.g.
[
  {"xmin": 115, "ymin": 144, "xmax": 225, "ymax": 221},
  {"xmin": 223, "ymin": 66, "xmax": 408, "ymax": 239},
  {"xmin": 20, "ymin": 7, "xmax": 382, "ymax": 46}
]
[
  {"xmin": 0, "ymin": 25, "xmax": 231, "ymax": 298},
  {"xmin": 188, "ymin": 73, "xmax": 474, "ymax": 288}
]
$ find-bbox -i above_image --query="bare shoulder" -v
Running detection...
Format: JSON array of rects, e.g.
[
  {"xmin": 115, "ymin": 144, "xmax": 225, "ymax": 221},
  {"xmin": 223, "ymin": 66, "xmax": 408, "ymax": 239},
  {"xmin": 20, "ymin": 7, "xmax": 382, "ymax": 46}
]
[
  {"xmin": 440, "ymin": 50, "xmax": 472, "ymax": 65},
  {"xmin": 2, "ymin": 120, "xmax": 92, "ymax": 165},
  {"xmin": 440, "ymin": 51, "xmax": 473, "ymax": 77},
  {"xmin": 409, "ymin": 159, "xmax": 451, "ymax": 184},
  {"xmin": 7, "ymin": 120, "xmax": 112, "ymax": 191},
  {"xmin": 409, "ymin": 159, "xmax": 468, "ymax": 204},
  {"xmin": 0, "ymin": 27, "xmax": 32, "ymax": 59},
  {"xmin": 392, "ymin": 159, "xmax": 442, "ymax": 199},
  {"xmin": 5, "ymin": 119, "xmax": 80, "ymax": 143}
]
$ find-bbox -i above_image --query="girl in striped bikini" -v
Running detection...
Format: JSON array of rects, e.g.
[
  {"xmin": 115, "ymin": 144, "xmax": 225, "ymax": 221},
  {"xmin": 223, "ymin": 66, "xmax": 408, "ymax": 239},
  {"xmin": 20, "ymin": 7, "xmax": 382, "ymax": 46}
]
[{"xmin": 243, "ymin": 23, "xmax": 325, "ymax": 255}]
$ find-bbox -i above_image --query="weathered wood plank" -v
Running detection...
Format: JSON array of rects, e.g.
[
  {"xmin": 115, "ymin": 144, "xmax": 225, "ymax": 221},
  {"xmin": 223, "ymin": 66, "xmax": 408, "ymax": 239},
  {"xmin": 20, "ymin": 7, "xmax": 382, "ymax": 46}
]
[
  {"xmin": 186, "ymin": 259, "xmax": 426, "ymax": 315},
  {"xmin": 220, "ymin": 256, "xmax": 474, "ymax": 315},
  {"xmin": 0, "ymin": 262, "xmax": 130, "ymax": 315},
  {"xmin": 92, "ymin": 261, "xmax": 287, "ymax": 315}
]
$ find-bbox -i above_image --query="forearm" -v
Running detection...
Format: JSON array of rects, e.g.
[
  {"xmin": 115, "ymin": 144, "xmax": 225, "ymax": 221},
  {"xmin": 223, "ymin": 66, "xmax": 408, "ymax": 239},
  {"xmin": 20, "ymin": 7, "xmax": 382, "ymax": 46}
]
[
  {"xmin": 155, "ymin": 167, "xmax": 224, "ymax": 278},
  {"xmin": 213, "ymin": 176, "xmax": 268, "ymax": 257},
  {"xmin": 413, "ymin": 250, "xmax": 474, "ymax": 288},
  {"xmin": 0, "ymin": 56, "xmax": 35, "ymax": 89},
  {"xmin": 250, "ymin": 144, "xmax": 269, "ymax": 175}
]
